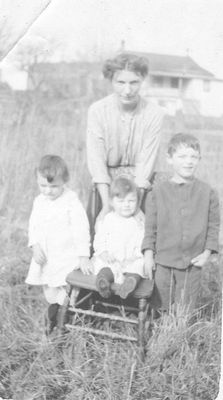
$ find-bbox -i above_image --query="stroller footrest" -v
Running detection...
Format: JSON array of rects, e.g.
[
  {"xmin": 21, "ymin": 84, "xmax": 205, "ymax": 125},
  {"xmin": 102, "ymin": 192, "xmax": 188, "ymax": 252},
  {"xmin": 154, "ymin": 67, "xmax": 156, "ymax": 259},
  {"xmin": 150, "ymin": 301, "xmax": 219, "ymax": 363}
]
[{"xmin": 68, "ymin": 306, "xmax": 138, "ymax": 325}]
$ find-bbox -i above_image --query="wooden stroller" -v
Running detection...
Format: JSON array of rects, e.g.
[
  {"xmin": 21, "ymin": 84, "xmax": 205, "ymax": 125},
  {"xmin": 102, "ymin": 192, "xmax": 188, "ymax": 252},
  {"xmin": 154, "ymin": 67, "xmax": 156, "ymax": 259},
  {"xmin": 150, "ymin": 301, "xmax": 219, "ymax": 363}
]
[{"xmin": 57, "ymin": 185, "xmax": 155, "ymax": 360}]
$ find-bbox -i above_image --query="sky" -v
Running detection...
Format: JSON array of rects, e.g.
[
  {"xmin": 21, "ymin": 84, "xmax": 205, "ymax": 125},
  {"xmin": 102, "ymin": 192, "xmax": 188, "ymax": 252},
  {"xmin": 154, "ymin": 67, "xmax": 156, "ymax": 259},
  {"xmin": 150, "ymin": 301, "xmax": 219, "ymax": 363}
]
[{"xmin": 1, "ymin": 0, "xmax": 223, "ymax": 89}]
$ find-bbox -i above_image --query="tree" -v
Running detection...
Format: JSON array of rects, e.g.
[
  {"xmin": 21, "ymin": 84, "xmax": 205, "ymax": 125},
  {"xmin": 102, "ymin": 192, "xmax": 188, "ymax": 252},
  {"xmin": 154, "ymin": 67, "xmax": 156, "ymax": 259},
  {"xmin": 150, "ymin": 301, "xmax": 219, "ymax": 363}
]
[{"xmin": 10, "ymin": 37, "xmax": 62, "ymax": 91}]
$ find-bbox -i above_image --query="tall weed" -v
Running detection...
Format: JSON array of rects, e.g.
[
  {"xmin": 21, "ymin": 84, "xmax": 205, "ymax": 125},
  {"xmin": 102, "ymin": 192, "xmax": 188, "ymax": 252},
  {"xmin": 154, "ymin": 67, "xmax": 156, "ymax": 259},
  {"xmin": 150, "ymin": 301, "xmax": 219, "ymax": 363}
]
[{"xmin": 0, "ymin": 247, "xmax": 221, "ymax": 400}]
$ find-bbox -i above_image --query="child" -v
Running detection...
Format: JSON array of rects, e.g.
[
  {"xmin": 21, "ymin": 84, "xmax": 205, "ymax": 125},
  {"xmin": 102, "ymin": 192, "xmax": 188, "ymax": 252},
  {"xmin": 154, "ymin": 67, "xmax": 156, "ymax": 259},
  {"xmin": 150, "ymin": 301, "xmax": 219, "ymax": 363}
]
[
  {"xmin": 142, "ymin": 133, "xmax": 220, "ymax": 312},
  {"xmin": 92, "ymin": 176, "xmax": 145, "ymax": 299},
  {"xmin": 25, "ymin": 155, "xmax": 91, "ymax": 333}
]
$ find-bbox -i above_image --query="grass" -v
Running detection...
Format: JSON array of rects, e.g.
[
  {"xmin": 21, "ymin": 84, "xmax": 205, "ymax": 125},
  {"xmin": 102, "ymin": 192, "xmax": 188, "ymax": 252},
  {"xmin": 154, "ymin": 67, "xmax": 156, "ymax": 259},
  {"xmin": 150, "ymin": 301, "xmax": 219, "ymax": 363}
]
[
  {"xmin": 0, "ymin": 234, "xmax": 221, "ymax": 400},
  {"xmin": 0, "ymin": 93, "xmax": 222, "ymax": 399},
  {"xmin": 0, "ymin": 93, "xmax": 223, "ymax": 230}
]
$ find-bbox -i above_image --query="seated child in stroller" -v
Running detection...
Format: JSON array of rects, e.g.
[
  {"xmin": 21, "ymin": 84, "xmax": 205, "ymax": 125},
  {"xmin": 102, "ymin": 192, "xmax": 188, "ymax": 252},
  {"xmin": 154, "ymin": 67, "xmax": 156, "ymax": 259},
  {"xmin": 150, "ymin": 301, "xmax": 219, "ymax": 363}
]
[{"xmin": 91, "ymin": 176, "xmax": 146, "ymax": 299}]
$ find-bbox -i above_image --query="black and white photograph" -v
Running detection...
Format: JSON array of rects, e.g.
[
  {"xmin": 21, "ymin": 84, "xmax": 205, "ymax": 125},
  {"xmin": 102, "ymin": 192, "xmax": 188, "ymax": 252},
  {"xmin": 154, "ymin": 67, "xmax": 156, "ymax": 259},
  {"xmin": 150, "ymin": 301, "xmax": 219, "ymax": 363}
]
[{"xmin": 0, "ymin": 1, "xmax": 222, "ymax": 399}]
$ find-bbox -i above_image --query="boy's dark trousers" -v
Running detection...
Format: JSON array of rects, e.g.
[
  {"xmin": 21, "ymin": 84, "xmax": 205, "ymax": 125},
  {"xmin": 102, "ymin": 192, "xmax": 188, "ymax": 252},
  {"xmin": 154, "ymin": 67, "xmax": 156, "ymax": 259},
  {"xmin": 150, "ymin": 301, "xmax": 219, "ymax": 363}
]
[{"xmin": 153, "ymin": 263, "xmax": 202, "ymax": 312}]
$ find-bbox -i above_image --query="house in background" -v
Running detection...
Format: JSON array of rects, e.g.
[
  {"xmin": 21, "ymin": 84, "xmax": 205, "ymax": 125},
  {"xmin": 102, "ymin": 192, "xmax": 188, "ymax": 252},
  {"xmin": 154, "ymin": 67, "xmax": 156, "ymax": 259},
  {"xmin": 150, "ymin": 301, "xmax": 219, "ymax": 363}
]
[
  {"xmin": 136, "ymin": 52, "xmax": 223, "ymax": 117},
  {"xmin": 26, "ymin": 52, "xmax": 223, "ymax": 117}
]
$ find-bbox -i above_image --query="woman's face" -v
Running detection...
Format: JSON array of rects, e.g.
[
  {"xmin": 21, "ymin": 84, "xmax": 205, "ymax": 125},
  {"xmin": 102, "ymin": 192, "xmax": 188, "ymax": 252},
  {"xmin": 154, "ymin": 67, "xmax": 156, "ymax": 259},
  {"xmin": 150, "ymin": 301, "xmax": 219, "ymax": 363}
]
[{"xmin": 112, "ymin": 70, "xmax": 143, "ymax": 109}]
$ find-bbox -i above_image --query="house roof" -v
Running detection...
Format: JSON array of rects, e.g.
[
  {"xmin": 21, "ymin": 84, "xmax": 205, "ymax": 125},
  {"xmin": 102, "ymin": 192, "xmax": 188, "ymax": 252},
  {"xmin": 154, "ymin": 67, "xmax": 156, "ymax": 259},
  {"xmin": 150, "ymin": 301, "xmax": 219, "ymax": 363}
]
[
  {"xmin": 29, "ymin": 53, "xmax": 215, "ymax": 81},
  {"xmin": 130, "ymin": 52, "xmax": 215, "ymax": 80}
]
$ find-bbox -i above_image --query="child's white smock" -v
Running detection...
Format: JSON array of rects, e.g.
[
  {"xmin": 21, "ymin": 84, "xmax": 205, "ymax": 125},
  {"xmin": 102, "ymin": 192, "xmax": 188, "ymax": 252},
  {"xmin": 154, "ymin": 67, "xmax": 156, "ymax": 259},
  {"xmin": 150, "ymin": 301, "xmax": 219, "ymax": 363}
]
[
  {"xmin": 25, "ymin": 188, "xmax": 90, "ymax": 288},
  {"xmin": 92, "ymin": 211, "xmax": 145, "ymax": 284}
]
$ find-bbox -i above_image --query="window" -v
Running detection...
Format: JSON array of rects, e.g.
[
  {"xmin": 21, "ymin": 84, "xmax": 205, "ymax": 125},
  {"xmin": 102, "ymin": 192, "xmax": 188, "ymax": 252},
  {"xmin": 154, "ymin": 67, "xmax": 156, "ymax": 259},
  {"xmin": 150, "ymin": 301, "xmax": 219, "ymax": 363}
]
[
  {"xmin": 152, "ymin": 76, "xmax": 164, "ymax": 87},
  {"xmin": 170, "ymin": 77, "xmax": 179, "ymax": 88}
]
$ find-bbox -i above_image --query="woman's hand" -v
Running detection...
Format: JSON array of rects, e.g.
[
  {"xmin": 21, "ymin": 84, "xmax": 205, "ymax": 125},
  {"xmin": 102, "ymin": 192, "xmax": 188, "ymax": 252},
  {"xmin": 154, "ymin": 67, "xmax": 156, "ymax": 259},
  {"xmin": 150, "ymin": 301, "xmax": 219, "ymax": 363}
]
[
  {"xmin": 191, "ymin": 249, "xmax": 211, "ymax": 267},
  {"xmin": 79, "ymin": 256, "xmax": 93, "ymax": 275},
  {"xmin": 32, "ymin": 243, "xmax": 47, "ymax": 266},
  {"xmin": 95, "ymin": 183, "xmax": 110, "ymax": 224},
  {"xmin": 144, "ymin": 250, "xmax": 155, "ymax": 280}
]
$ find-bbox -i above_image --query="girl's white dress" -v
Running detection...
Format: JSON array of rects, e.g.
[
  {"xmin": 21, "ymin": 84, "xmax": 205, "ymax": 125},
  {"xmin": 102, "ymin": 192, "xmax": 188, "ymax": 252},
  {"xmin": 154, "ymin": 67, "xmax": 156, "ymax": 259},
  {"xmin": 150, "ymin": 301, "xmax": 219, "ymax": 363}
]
[
  {"xmin": 92, "ymin": 211, "xmax": 145, "ymax": 284},
  {"xmin": 25, "ymin": 188, "xmax": 90, "ymax": 288}
]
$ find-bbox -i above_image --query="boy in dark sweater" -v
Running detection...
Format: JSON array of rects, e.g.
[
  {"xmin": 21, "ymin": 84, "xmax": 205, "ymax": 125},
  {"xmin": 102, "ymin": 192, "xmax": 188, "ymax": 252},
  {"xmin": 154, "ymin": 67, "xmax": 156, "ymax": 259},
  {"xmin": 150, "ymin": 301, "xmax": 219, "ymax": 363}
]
[{"xmin": 142, "ymin": 133, "xmax": 220, "ymax": 312}]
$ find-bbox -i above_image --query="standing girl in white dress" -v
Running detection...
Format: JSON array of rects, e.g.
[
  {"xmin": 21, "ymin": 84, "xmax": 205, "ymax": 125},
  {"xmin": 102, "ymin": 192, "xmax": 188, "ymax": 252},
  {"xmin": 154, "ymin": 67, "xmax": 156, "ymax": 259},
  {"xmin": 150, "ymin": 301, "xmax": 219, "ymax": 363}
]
[
  {"xmin": 92, "ymin": 176, "xmax": 145, "ymax": 299},
  {"xmin": 26, "ymin": 155, "xmax": 91, "ymax": 333}
]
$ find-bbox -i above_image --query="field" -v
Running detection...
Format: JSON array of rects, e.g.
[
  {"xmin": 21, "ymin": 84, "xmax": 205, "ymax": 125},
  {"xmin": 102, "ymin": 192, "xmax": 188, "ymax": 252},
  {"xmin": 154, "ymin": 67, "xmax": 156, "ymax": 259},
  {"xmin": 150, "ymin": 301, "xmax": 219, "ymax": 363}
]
[{"xmin": 0, "ymin": 92, "xmax": 222, "ymax": 399}]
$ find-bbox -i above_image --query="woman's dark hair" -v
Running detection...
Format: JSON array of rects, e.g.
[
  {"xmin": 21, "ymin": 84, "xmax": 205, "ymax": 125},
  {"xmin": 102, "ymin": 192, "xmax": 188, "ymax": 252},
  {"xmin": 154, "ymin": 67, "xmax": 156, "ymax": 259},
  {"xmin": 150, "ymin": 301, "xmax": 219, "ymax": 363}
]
[
  {"xmin": 103, "ymin": 53, "xmax": 149, "ymax": 80},
  {"xmin": 37, "ymin": 155, "xmax": 69, "ymax": 183}
]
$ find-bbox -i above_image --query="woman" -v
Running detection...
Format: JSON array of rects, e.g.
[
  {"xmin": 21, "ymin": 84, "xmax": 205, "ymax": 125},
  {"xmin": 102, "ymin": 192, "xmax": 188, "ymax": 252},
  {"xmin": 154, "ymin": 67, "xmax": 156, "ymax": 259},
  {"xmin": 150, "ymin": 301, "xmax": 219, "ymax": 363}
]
[{"xmin": 87, "ymin": 52, "xmax": 165, "ymax": 226}]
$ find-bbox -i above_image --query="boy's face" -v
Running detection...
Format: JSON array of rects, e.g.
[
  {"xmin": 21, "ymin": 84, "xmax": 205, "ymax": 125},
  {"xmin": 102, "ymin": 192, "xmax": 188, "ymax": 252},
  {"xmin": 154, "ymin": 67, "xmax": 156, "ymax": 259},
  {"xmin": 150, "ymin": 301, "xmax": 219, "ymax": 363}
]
[
  {"xmin": 167, "ymin": 145, "xmax": 200, "ymax": 182},
  {"xmin": 37, "ymin": 173, "xmax": 65, "ymax": 200},
  {"xmin": 111, "ymin": 192, "xmax": 138, "ymax": 218}
]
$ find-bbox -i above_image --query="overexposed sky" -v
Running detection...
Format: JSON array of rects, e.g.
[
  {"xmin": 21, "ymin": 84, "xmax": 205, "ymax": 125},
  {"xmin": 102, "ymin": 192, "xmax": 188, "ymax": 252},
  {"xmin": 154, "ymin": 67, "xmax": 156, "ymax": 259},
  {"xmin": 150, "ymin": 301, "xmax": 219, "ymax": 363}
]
[
  {"xmin": 29, "ymin": 0, "xmax": 223, "ymax": 74},
  {"xmin": 1, "ymin": 0, "xmax": 223, "ymax": 88}
]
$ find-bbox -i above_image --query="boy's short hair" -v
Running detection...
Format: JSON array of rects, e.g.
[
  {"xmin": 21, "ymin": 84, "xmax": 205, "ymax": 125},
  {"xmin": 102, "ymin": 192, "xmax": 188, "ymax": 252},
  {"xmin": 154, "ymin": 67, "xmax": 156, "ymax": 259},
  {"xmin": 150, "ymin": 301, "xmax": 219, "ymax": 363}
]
[
  {"xmin": 103, "ymin": 53, "xmax": 149, "ymax": 80},
  {"xmin": 37, "ymin": 155, "xmax": 69, "ymax": 183},
  {"xmin": 110, "ymin": 176, "xmax": 139, "ymax": 200},
  {"xmin": 167, "ymin": 133, "xmax": 201, "ymax": 156}
]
